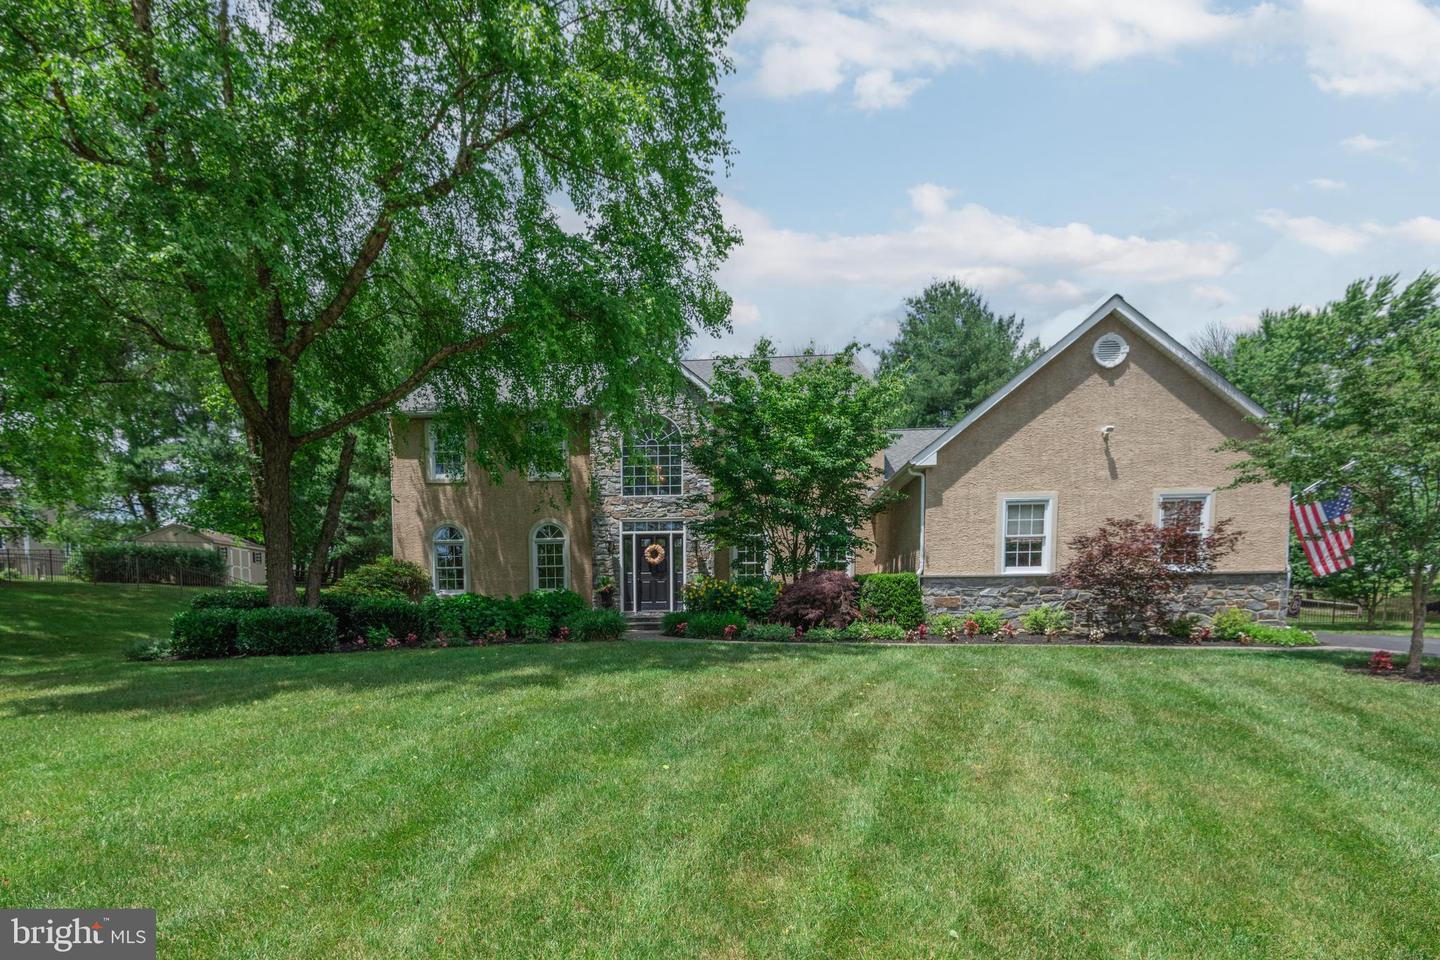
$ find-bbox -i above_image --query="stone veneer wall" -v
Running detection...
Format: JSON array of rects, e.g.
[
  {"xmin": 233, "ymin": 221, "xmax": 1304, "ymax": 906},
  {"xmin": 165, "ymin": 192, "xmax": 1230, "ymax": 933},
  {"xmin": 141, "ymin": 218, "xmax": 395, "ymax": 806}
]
[
  {"xmin": 588, "ymin": 393, "xmax": 715, "ymax": 599},
  {"xmin": 921, "ymin": 572, "xmax": 1287, "ymax": 625}
]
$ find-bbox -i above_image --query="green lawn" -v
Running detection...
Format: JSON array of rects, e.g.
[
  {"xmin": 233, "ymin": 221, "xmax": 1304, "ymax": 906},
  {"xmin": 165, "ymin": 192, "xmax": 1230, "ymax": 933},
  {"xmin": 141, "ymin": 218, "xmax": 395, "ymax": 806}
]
[{"xmin": 2, "ymin": 581, "xmax": 1438, "ymax": 959}]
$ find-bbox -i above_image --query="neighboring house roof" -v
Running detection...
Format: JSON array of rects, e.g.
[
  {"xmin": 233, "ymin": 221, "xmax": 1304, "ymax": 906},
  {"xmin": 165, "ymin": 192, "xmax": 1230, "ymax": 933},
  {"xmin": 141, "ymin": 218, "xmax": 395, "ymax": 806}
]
[
  {"xmin": 886, "ymin": 294, "xmax": 1267, "ymax": 484},
  {"xmin": 679, "ymin": 354, "xmax": 871, "ymax": 391},
  {"xmin": 883, "ymin": 427, "xmax": 946, "ymax": 479},
  {"xmin": 135, "ymin": 523, "xmax": 264, "ymax": 551}
]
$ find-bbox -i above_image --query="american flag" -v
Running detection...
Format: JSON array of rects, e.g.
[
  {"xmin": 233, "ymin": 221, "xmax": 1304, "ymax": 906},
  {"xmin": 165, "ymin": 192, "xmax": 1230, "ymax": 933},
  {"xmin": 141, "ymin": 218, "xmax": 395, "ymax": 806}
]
[{"xmin": 1290, "ymin": 487, "xmax": 1355, "ymax": 577}]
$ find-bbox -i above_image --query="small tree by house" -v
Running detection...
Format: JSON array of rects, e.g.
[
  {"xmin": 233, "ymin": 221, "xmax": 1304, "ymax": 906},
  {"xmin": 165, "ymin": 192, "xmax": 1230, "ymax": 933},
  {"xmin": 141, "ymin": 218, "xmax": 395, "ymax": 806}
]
[
  {"xmin": 1218, "ymin": 274, "xmax": 1440, "ymax": 676},
  {"xmin": 687, "ymin": 341, "xmax": 903, "ymax": 583},
  {"xmin": 1058, "ymin": 512, "xmax": 1242, "ymax": 637}
]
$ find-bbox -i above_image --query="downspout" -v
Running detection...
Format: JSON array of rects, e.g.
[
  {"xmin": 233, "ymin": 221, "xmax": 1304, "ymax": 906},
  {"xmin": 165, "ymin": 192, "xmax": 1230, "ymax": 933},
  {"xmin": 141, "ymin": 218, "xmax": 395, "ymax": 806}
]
[{"xmin": 908, "ymin": 467, "xmax": 927, "ymax": 576}]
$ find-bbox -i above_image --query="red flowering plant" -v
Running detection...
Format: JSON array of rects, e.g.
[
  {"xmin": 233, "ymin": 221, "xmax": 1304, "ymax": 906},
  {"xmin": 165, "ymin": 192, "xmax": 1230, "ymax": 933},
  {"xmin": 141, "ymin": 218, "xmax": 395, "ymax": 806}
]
[
  {"xmin": 962, "ymin": 618, "xmax": 980, "ymax": 639},
  {"xmin": 1059, "ymin": 514, "xmax": 1242, "ymax": 638},
  {"xmin": 558, "ymin": 626, "xmax": 571, "ymax": 643},
  {"xmin": 404, "ymin": 632, "xmax": 420, "ymax": 647},
  {"xmin": 722, "ymin": 623, "xmax": 737, "ymax": 640},
  {"xmin": 916, "ymin": 623, "xmax": 928, "ymax": 641},
  {"xmin": 1369, "ymin": 650, "xmax": 1394, "ymax": 674}
]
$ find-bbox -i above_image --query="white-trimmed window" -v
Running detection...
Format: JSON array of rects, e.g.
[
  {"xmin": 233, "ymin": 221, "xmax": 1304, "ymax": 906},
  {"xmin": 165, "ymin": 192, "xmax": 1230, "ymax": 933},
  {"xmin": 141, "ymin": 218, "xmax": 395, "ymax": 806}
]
[
  {"xmin": 531, "ymin": 521, "xmax": 569, "ymax": 591},
  {"xmin": 731, "ymin": 535, "xmax": 768, "ymax": 579},
  {"xmin": 815, "ymin": 537, "xmax": 853, "ymax": 573},
  {"xmin": 1000, "ymin": 496, "xmax": 1055, "ymax": 574},
  {"xmin": 527, "ymin": 427, "xmax": 568, "ymax": 481},
  {"xmin": 622, "ymin": 417, "xmax": 683, "ymax": 496},
  {"xmin": 1157, "ymin": 492, "xmax": 1212, "ymax": 568},
  {"xmin": 426, "ymin": 421, "xmax": 466, "ymax": 482},
  {"xmin": 431, "ymin": 524, "xmax": 467, "ymax": 593}
]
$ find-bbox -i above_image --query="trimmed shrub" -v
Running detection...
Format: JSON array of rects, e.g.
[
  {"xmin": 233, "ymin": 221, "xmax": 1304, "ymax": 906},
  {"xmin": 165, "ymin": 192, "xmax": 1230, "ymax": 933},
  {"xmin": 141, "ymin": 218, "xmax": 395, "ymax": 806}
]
[
  {"xmin": 771, "ymin": 570, "xmax": 860, "ymax": 629},
  {"xmin": 858, "ymin": 573, "xmax": 925, "ymax": 628},
  {"xmin": 519, "ymin": 614, "xmax": 551, "ymax": 643},
  {"xmin": 1020, "ymin": 604, "xmax": 1072, "ymax": 635},
  {"xmin": 190, "ymin": 588, "xmax": 269, "ymax": 611},
  {"xmin": 1165, "ymin": 613, "xmax": 1202, "ymax": 640},
  {"xmin": 69, "ymin": 543, "xmax": 226, "ymax": 585},
  {"xmin": 348, "ymin": 597, "xmax": 428, "ymax": 644},
  {"xmin": 236, "ymin": 607, "xmax": 336, "ymax": 656},
  {"xmin": 330, "ymin": 557, "xmax": 432, "ymax": 601},
  {"xmin": 517, "ymin": 589, "xmax": 586, "ymax": 630},
  {"xmin": 170, "ymin": 608, "xmax": 242, "ymax": 658},
  {"xmin": 1210, "ymin": 607, "xmax": 1253, "ymax": 641},
  {"xmin": 966, "ymin": 610, "xmax": 1006, "ymax": 634},
  {"xmin": 563, "ymin": 610, "xmax": 628, "ymax": 642},
  {"xmin": 662, "ymin": 611, "xmax": 745, "ymax": 638},
  {"xmin": 743, "ymin": 622, "xmax": 794, "ymax": 642},
  {"xmin": 1241, "ymin": 623, "xmax": 1317, "ymax": 647},
  {"xmin": 683, "ymin": 575, "xmax": 779, "ymax": 620},
  {"xmin": 316, "ymin": 591, "xmax": 365, "ymax": 639},
  {"xmin": 851, "ymin": 621, "xmax": 905, "ymax": 642}
]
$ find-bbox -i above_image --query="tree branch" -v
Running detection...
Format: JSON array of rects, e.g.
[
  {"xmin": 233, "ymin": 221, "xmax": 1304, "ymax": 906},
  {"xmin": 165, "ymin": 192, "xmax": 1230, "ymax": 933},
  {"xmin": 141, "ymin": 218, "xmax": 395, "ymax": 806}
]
[
  {"xmin": 304, "ymin": 431, "xmax": 357, "ymax": 605},
  {"xmin": 284, "ymin": 109, "xmax": 544, "ymax": 362},
  {"xmin": 293, "ymin": 322, "xmax": 517, "ymax": 447}
]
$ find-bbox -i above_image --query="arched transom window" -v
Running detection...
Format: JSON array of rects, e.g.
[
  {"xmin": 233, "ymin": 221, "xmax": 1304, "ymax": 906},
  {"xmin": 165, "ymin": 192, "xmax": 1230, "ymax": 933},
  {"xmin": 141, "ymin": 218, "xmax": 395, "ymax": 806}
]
[
  {"xmin": 531, "ymin": 522, "xmax": 569, "ymax": 591},
  {"xmin": 431, "ymin": 525, "xmax": 466, "ymax": 593},
  {"xmin": 622, "ymin": 417, "xmax": 682, "ymax": 496}
]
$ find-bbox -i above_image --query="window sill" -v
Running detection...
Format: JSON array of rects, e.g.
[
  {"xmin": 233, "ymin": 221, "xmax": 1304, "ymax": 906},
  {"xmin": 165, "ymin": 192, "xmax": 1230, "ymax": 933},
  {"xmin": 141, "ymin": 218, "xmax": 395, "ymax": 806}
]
[{"xmin": 1000, "ymin": 568, "xmax": 1051, "ymax": 576}]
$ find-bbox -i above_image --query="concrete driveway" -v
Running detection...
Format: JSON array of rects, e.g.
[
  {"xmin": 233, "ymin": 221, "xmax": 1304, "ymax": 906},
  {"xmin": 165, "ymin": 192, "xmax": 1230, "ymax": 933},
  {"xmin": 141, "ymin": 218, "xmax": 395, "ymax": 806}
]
[{"xmin": 1315, "ymin": 632, "xmax": 1440, "ymax": 657}]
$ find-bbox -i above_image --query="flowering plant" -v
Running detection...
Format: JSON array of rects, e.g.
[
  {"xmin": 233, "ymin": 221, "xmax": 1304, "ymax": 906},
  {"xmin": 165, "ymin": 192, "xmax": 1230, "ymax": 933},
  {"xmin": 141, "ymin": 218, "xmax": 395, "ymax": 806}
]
[{"xmin": 1369, "ymin": 650, "xmax": 1394, "ymax": 674}]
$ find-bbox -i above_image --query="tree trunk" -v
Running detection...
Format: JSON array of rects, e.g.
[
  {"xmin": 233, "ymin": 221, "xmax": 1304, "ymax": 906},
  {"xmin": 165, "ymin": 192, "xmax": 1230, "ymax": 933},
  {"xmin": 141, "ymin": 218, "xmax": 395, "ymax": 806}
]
[
  {"xmin": 1406, "ymin": 570, "xmax": 1429, "ymax": 678},
  {"xmin": 257, "ymin": 435, "xmax": 299, "ymax": 606},
  {"xmin": 304, "ymin": 432, "xmax": 357, "ymax": 606}
]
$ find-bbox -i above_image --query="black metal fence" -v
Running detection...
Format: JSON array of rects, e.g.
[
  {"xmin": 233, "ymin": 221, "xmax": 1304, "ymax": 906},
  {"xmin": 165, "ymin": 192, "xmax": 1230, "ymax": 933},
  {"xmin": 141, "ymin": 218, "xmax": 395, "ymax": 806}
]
[{"xmin": 0, "ymin": 548, "xmax": 68, "ymax": 580}]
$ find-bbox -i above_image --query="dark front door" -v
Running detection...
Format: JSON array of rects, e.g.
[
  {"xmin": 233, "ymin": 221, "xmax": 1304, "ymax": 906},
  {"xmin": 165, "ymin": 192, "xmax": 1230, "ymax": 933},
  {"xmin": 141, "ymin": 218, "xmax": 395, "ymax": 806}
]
[
  {"xmin": 623, "ymin": 527, "xmax": 685, "ymax": 612},
  {"xmin": 636, "ymin": 534, "xmax": 672, "ymax": 611}
]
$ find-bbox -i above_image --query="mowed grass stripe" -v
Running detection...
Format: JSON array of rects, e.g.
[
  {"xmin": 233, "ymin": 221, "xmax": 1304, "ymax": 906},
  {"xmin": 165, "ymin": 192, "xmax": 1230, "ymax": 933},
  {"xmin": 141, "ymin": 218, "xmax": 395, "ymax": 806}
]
[{"xmin": 2, "ymin": 581, "xmax": 1438, "ymax": 959}]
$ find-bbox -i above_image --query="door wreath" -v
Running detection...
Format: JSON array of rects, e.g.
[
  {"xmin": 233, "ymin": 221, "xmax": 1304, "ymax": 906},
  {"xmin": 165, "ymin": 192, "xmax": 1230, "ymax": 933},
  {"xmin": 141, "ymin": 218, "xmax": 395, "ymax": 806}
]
[{"xmin": 643, "ymin": 542, "xmax": 667, "ymax": 566}]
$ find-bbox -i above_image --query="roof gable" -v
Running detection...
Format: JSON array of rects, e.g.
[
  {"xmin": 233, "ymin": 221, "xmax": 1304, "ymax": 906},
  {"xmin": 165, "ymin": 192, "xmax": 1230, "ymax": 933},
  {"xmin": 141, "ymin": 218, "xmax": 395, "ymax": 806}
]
[{"xmin": 902, "ymin": 294, "xmax": 1265, "ymax": 472}]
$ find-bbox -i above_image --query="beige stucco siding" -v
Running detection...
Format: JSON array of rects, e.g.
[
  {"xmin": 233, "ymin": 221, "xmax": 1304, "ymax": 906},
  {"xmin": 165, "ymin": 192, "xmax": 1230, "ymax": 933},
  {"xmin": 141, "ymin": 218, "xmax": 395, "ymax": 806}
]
[
  {"xmin": 871, "ymin": 475, "xmax": 922, "ymax": 572},
  {"xmin": 916, "ymin": 313, "xmax": 1288, "ymax": 576},
  {"xmin": 390, "ymin": 416, "xmax": 594, "ymax": 598}
]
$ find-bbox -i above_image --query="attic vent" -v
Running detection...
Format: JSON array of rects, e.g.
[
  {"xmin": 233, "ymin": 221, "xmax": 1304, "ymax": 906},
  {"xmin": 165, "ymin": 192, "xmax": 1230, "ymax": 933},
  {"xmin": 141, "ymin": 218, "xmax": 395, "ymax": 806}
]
[{"xmin": 1092, "ymin": 332, "xmax": 1129, "ymax": 368}]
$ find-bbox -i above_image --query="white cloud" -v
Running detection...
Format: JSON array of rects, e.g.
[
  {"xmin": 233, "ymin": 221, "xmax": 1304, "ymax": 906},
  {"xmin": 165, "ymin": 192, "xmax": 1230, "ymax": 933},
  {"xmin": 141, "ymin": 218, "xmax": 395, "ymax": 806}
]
[
  {"xmin": 853, "ymin": 68, "xmax": 929, "ymax": 109},
  {"xmin": 1257, "ymin": 209, "xmax": 1372, "ymax": 254},
  {"xmin": 1341, "ymin": 133, "xmax": 1392, "ymax": 153},
  {"xmin": 1258, "ymin": 209, "xmax": 1440, "ymax": 253},
  {"xmin": 728, "ymin": 300, "xmax": 762, "ymax": 328},
  {"xmin": 1306, "ymin": 177, "xmax": 1347, "ymax": 190},
  {"xmin": 1191, "ymin": 283, "xmax": 1237, "ymax": 305},
  {"xmin": 1300, "ymin": 0, "xmax": 1440, "ymax": 95},
  {"xmin": 721, "ymin": 186, "xmax": 1240, "ymax": 292},
  {"xmin": 735, "ymin": 1, "xmax": 1440, "ymax": 109}
]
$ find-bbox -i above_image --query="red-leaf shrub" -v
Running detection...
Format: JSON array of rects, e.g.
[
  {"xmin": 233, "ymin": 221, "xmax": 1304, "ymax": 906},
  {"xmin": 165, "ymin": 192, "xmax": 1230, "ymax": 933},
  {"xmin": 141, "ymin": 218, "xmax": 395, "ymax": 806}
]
[
  {"xmin": 1369, "ymin": 650, "xmax": 1394, "ymax": 674},
  {"xmin": 771, "ymin": 570, "xmax": 860, "ymax": 629},
  {"xmin": 1058, "ymin": 516, "xmax": 1241, "ymax": 637}
]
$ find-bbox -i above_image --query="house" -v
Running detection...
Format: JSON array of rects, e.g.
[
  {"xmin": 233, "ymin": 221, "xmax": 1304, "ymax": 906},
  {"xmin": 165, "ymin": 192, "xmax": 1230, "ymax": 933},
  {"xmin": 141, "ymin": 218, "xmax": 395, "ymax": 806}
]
[
  {"xmin": 133, "ymin": 523, "xmax": 268, "ymax": 585},
  {"xmin": 389, "ymin": 295, "xmax": 1289, "ymax": 621}
]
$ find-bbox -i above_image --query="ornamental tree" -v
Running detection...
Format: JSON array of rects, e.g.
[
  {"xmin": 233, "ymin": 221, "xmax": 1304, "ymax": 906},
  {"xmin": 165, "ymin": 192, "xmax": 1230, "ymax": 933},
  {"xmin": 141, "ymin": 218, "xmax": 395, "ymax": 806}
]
[
  {"xmin": 1219, "ymin": 275, "xmax": 1440, "ymax": 676},
  {"xmin": 0, "ymin": 0, "xmax": 742, "ymax": 604},
  {"xmin": 1058, "ymin": 514, "xmax": 1242, "ymax": 637},
  {"xmin": 688, "ymin": 341, "xmax": 903, "ymax": 583}
]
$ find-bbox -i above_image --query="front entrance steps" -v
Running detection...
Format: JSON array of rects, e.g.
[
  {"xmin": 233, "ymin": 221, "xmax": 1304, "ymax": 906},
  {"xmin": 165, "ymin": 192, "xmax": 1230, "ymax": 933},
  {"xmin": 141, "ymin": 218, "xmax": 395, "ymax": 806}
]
[{"xmin": 623, "ymin": 612, "xmax": 666, "ymax": 633}]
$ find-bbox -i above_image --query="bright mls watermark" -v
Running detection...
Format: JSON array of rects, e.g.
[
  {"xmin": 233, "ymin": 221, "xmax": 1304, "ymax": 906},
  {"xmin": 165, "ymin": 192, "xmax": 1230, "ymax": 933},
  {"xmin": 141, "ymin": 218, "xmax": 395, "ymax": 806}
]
[{"xmin": 2, "ymin": 911, "xmax": 154, "ymax": 958}]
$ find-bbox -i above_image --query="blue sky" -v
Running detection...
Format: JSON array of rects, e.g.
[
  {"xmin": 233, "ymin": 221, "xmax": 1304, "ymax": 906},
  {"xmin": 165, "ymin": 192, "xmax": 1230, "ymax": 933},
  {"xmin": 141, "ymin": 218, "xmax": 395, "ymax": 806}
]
[{"xmin": 692, "ymin": 0, "xmax": 1440, "ymax": 359}]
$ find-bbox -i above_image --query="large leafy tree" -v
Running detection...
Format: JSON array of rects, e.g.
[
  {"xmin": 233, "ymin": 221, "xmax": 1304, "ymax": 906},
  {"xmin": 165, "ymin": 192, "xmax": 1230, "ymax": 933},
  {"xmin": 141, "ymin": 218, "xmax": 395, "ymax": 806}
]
[
  {"xmin": 1, "ymin": 0, "xmax": 742, "ymax": 604},
  {"xmin": 1221, "ymin": 275, "xmax": 1440, "ymax": 676},
  {"xmin": 1286, "ymin": 522, "xmax": 1407, "ymax": 627},
  {"xmin": 878, "ymin": 281, "xmax": 1042, "ymax": 428},
  {"xmin": 689, "ymin": 342, "xmax": 903, "ymax": 583}
]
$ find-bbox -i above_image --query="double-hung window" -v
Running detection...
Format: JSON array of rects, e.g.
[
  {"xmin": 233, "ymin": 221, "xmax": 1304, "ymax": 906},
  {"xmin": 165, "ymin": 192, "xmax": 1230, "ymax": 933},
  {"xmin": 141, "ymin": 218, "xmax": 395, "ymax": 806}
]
[
  {"xmin": 426, "ymin": 421, "xmax": 466, "ymax": 482},
  {"xmin": 1000, "ymin": 496, "xmax": 1054, "ymax": 574},
  {"xmin": 1158, "ymin": 493, "xmax": 1212, "ymax": 569},
  {"xmin": 731, "ymin": 535, "xmax": 768, "ymax": 579}
]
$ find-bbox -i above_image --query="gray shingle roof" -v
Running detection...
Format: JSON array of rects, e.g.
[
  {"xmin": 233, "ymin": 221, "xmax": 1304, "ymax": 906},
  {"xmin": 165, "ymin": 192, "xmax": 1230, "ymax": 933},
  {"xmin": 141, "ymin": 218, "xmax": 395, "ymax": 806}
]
[{"xmin": 883, "ymin": 427, "xmax": 946, "ymax": 479}]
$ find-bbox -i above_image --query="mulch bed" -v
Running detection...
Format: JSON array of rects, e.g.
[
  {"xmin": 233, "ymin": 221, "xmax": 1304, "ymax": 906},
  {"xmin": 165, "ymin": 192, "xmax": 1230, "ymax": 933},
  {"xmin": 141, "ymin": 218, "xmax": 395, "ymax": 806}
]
[
  {"xmin": 653, "ymin": 632, "xmax": 1311, "ymax": 650},
  {"xmin": 1344, "ymin": 665, "xmax": 1440, "ymax": 685}
]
